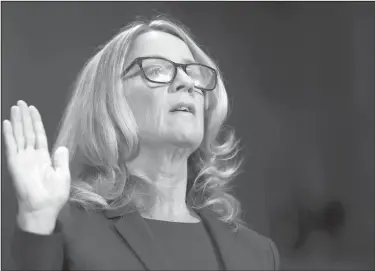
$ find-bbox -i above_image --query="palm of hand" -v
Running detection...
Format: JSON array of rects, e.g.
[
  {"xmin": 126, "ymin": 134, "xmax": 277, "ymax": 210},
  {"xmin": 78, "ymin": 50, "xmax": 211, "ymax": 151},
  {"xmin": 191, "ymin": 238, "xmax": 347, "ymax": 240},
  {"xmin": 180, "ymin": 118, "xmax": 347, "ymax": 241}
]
[
  {"xmin": 3, "ymin": 100, "xmax": 71, "ymax": 217},
  {"xmin": 9, "ymin": 147, "xmax": 70, "ymax": 213}
]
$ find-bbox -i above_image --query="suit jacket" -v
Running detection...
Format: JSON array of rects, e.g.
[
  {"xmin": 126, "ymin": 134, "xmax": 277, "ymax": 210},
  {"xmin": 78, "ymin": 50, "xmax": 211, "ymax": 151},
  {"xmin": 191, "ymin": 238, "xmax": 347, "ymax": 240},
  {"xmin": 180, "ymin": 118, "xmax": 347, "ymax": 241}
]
[{"xmin": 9, "ymin": 203, "xmax": 280, "ymax": 270}]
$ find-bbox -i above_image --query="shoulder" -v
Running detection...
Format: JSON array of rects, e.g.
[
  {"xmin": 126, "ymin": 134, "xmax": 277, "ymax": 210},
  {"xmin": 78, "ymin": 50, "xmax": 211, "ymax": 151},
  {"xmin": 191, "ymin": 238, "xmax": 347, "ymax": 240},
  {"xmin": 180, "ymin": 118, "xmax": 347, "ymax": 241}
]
[
  {"xmin": 236, "ymin": 224, "xmax": 281, "ymax": 270},
  {"xmin": 236, "ymin": 224, "xmax": 272, "ymax": 248},
  {"xmin": 56, "ymin": 202, "xmax": 118, "ymax": 254},
  {"xmin": 58, "ymin": 201, "xmax": 94, "ymax": 222},
  {"xmin": 57, "ymin": 202, "xmax": 108, "ymax": 235}
]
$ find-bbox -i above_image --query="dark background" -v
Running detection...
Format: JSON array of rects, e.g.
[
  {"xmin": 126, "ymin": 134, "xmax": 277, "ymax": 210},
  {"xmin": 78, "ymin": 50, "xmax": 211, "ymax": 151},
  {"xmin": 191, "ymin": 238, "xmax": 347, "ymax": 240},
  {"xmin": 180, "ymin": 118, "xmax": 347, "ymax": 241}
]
[{"xmin": 2, "ymin": 2, "xmax": 374, "ymax": 270}]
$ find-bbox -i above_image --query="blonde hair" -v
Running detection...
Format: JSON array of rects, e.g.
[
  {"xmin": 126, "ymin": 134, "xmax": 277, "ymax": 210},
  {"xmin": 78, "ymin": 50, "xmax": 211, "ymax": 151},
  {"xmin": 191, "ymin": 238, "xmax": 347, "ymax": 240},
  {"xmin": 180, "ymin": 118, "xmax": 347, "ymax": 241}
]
[{"xmin": 53, "ymin": 16, "xmax": 245, "ymax": 230}]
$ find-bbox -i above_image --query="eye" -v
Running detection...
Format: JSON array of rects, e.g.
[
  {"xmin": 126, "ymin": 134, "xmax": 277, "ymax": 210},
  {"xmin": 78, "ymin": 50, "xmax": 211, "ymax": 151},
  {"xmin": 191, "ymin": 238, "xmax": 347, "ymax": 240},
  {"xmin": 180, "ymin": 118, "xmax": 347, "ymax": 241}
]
[
  {"xmin": 188, "ymin": 68, "xmax": 202, "ymax": 77},
  {"xmin": 145, "ymin": 65, "xmax": 165, "ymax": 76}
]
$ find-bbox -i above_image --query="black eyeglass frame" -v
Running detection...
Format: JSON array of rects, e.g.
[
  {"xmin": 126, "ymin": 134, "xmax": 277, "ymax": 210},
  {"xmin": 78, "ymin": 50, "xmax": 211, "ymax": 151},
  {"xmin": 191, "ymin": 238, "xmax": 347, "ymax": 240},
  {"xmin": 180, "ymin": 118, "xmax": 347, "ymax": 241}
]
[{"xmin": 122, "ymin": 56, "xmax": 218, "ymax": 91}]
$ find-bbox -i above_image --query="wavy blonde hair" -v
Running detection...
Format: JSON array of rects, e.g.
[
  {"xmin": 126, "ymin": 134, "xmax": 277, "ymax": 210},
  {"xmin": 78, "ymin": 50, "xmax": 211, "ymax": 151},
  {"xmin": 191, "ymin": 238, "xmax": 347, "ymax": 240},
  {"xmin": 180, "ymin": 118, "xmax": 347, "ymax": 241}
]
[{"xmin": 53, "ymin": 17, "xmax": 245, "ymax": 230}]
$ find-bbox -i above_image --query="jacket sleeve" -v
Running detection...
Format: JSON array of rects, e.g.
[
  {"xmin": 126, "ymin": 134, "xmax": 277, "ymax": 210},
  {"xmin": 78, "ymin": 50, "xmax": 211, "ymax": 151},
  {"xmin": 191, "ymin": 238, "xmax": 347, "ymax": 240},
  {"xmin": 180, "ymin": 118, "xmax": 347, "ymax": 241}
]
[
  {"xmin": 269, "ymin": 239, "xmax": 281, "ymax": 270},
  {"xmin": 7, "ymin": 220, "xmax": 67, "ymax": 271}
]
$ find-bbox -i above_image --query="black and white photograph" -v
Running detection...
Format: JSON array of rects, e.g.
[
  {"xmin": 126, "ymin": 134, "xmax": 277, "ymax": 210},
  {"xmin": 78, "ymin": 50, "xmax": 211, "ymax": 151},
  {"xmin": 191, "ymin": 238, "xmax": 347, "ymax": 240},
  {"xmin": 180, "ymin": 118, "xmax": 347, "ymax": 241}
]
[{"xmin": 1, "ymin": 2, "xmax": 374, "ymax": 270}]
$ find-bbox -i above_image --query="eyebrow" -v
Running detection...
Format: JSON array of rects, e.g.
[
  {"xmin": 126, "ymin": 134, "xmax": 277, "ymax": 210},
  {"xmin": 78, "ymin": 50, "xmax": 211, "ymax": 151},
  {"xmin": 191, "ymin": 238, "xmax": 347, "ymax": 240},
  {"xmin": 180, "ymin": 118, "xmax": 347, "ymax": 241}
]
[
  {"xmin": 143, "ymin": 55, "xmax": 196, "ymax": 64},
  {"xmin": 181, "ymin": 58, "xmax": 196, "ymax": 64}
]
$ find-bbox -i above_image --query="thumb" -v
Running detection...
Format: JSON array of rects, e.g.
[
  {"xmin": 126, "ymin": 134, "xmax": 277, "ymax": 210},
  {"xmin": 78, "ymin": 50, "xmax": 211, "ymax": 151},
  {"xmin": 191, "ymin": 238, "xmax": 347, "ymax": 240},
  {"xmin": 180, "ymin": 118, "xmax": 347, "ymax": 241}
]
[{"xmin": 52, "ymin": 146, "xmax": 70, "ymax": 173}]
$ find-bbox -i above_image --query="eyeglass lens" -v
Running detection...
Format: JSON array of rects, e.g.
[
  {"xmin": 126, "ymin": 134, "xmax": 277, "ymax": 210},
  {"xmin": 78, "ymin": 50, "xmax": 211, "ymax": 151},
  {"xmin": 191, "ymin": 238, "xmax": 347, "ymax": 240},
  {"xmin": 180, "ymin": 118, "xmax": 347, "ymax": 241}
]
[{"xmin": 141, "ymin": 58, "xmax": 215, "ymax": 90}]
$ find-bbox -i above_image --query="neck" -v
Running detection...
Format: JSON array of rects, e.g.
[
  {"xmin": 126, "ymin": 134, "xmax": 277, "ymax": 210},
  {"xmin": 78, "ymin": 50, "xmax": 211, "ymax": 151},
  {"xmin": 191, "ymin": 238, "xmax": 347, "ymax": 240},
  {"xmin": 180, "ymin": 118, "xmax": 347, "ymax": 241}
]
[{"xmin": 127, "ymin": 143, "xmax": 198, "ymax": 222}]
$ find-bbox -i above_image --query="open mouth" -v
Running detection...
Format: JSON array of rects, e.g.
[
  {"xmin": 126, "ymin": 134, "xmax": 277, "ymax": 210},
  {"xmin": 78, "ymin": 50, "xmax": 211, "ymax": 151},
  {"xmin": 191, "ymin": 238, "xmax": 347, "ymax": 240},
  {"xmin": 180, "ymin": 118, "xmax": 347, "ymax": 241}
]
[{"xmin": 170, "ymin": 103, "xmax": 196, "ymax": 115}]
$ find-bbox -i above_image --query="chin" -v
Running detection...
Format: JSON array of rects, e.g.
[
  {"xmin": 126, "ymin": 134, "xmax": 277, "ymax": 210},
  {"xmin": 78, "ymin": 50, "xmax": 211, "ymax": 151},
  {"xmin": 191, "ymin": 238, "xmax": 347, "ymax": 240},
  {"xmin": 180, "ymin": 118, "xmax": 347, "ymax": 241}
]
[{"xmin": 170, "ymin": 134, "xmax": 203, "ymax": 150}]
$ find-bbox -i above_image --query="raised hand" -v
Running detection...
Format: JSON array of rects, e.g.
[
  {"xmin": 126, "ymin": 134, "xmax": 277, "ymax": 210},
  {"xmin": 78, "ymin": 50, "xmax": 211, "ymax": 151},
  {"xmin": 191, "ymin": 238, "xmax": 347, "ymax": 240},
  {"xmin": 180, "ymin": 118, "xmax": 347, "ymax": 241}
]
[{"xmin": 3, "ymin": 100, "xmax": 71, "ymax": 234}]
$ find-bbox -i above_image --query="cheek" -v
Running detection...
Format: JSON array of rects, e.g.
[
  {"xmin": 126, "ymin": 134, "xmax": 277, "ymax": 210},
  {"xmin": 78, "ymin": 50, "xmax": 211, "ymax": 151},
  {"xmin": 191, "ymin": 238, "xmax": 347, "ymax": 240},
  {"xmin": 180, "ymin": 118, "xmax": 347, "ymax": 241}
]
[
  {"xmin": 125, "ymin": 85, "xmax": 166, "ymax": 133},
  {"xmin": 194, "ymin": 99, "xmax": 205, "ymax": 128}
]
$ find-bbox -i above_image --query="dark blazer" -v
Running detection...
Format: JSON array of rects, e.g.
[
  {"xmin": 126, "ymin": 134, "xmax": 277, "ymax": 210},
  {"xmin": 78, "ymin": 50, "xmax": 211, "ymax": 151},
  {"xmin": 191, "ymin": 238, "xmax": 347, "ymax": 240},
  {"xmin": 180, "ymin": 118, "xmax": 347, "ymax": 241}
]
[{"xmin": 8, "ymin": 203, "xmax": 280, "ymax": 270}]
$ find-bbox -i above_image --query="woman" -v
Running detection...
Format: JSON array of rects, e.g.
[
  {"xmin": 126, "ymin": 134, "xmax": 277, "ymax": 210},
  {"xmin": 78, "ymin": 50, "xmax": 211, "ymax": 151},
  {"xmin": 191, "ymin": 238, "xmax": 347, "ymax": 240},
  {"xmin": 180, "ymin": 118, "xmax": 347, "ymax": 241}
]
[{"xmin": 3, "ymin": 18, "xmax": 280, "ymax": 270}]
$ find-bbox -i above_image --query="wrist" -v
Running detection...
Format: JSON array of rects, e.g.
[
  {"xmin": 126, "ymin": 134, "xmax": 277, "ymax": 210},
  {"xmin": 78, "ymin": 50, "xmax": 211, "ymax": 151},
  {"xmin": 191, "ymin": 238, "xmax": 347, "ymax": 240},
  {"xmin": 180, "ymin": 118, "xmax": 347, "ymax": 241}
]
[{"xmin": 17, "ymin": 211, "xmax": 58, "ymax": 235}]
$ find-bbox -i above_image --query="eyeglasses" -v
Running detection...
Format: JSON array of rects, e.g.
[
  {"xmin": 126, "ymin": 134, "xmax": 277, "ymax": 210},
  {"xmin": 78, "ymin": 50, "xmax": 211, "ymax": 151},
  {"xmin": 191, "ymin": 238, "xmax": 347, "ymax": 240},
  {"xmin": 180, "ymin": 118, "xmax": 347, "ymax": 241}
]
[{"xmin": 122, "ymin": 56, "xmax": 217, "ymax": 91}]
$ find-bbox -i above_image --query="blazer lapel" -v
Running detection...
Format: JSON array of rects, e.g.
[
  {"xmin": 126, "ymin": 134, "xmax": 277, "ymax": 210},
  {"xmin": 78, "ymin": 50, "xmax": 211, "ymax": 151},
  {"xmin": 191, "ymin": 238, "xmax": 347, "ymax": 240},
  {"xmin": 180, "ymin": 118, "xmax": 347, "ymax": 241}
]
[
  {"xmin": 103, "ymin": 206, "xmax": 244, "ymax": 271},
  {"xmin": 197, "ymin": 208, "xmax": 243, "ymax": 271},
  {"xmin": 104, "ymin": 207, "xmax": 171, "ymax": 270}
]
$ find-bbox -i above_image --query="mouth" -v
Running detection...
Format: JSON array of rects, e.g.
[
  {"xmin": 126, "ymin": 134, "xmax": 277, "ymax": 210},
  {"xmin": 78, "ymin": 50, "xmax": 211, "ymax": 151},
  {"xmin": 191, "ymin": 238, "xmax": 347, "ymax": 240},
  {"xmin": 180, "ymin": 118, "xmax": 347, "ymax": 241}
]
[{"xmin": 169, "ymin": 102, "xmax": 196, "ymax": 115}]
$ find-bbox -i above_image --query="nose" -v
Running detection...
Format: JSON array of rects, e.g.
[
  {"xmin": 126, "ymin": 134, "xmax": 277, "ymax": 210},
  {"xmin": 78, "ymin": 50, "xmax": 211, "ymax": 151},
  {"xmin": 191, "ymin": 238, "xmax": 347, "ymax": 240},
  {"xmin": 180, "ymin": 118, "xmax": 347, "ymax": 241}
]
[{"xmin": 173, "ymin": 67, "xmax": 194, "ymax": 93}]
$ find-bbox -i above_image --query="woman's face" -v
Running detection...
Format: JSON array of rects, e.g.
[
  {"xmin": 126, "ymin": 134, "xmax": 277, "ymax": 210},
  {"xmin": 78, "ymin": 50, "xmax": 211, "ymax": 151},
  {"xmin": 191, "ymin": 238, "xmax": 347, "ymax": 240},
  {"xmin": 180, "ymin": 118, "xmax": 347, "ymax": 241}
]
[{"xmin": 123, "ymin": 31, "xmax": 205, "ymax": 150}]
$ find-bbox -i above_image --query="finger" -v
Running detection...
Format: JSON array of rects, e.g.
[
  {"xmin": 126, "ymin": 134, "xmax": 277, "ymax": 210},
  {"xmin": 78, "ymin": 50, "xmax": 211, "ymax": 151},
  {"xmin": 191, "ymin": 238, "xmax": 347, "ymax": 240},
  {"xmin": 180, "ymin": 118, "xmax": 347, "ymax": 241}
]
[
  {"xmin": 2, "ymin": 120, "xmax": 17, "ymax": 156},
  {"xmin": 53, "ymin": 146, "xmax": 70, "ymax": 174},
  {"xmin": 29, "ymin": 105, "xmax": 48, "ymax": 150},
  {"xmin": 10, "ymin": 106, "xmax": 25, "ymax": 151},
  {"xmin": 17, "ymin": 100, "xmax": 35, "ymax": 148}
]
